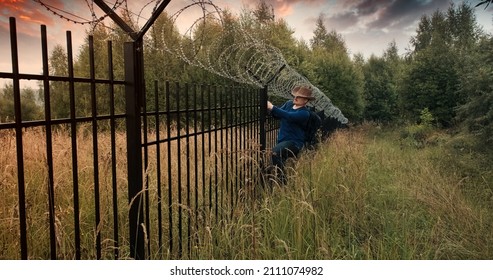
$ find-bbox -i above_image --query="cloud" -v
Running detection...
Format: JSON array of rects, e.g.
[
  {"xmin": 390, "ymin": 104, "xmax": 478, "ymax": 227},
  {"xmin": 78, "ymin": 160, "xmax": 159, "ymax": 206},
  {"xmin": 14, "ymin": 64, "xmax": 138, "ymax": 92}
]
[
  {"xmin": 352, "ymin": 0, "xmax": 389, "ymax": 16},
  {"xmin": 1, "ymin": 0, "xmax": 60, "ymax": 24},
  {"xmin": 324, "ymin": 11, "xmax": 360, "ymax": 31},
  {"xmin": 321, "ymin": 0, "xmax": 454, "ymax": 33},
  {"xmin": 0, "ymin": 0, "xmax": 94, "ymax": 75},
  {"xmin": 241, "ymin": 0, "xmax": 327, "ymax": 17},
  {"xmin": 0, "ymin": 0, "xmax": 96, "ymax": 39},
  {"xmin": 309, "ymin": 0, "xmax": 456, "ymax": 57},
  {"xmin": 367, "ymin": 0, "xmax": 450, "ymax": 30},
  {"xmin": 1, "ymin": 0, "xmax": 53, "ymax": 37}
]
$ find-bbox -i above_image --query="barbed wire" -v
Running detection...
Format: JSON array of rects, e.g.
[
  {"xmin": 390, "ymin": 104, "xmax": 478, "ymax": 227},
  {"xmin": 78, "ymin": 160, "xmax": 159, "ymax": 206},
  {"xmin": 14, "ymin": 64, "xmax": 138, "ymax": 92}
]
[
  {"xmin": 160, "ymin": 1, "xmax": 348, "ymax": 123},
  {"xmin": 31, "ymin": 0, "xmax": 348, "ymax": 123},
  {"xmin": 33, "ymin": 0, "xmax": 123, "ymax": 25}
]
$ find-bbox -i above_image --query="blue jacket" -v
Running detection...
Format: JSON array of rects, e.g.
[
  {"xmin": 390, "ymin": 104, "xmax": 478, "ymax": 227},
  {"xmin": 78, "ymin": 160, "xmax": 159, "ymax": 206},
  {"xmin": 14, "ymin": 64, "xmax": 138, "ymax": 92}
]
[{"xmin": 270, "ymin": 100, "xmax": 310, "ymax": 149}]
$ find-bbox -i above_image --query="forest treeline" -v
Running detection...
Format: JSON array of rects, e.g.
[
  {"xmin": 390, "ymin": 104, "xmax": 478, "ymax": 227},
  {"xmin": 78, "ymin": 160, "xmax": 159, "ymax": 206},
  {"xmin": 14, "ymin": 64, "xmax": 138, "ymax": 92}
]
[{"xmin": 1, "ymin": 1, "xmax": 492, "ymax": 152}]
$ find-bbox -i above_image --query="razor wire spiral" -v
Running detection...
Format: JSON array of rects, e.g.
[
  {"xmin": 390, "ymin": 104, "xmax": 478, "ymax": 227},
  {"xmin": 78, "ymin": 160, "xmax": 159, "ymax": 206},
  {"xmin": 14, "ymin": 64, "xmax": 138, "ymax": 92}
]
[
  {"xmin": 33, "ymin": 0, "xmax": 348, "ymax": 123},
  {"xmin": 163, "ymin": 0, "xmax": 348, "ymax": 123}
]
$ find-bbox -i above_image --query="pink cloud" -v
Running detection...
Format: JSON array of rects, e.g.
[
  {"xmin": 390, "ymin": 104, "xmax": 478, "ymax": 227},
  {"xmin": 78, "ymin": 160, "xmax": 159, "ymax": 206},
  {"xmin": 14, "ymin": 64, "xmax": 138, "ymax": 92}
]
[
  {"xmin": 1, "ymin": 0, "xmax": 58, "ymax": 25},
  {"xmin": 242, "ymin": 0, "xmax": 326, "ymax": 17},
  {"xmin": 0, "ymin": 0, "xmax": 95, "ymax": 75},
  {"xmin": 1, "ymin": 0, "xmax": 70, "ymax": 39}
]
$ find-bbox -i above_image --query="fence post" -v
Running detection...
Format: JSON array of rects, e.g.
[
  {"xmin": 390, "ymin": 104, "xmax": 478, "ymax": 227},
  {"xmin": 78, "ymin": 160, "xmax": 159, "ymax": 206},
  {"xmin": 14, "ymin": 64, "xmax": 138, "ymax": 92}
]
[
  {"xmin": 259, "ymin": 86, "xmax": 268, "ymax": 182},
  {"xmin": 257, "ymin": 64, "xmax": 284, "ymax": 174},
  {"xmin": 124, "ymin": 41, "xmax": 145, "ymax": 259},
  {"xmin": 259, "ymin": 86, "xmax": 268, "ymax": 153}
]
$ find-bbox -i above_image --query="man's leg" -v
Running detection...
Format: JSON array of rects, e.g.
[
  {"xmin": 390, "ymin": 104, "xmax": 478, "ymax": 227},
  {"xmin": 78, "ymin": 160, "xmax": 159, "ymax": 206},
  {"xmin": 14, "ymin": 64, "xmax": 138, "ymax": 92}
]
[{"xmin": 271, "ymin": 140, "xmax": 300, "ymax": 184}]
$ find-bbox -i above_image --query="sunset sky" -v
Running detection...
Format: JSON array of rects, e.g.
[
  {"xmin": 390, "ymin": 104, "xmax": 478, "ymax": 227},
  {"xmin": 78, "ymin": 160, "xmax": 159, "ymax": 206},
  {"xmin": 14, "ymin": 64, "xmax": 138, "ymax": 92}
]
[{"xmin": 0, "ymin": 0, "xmax": 492, "ymax": 76}]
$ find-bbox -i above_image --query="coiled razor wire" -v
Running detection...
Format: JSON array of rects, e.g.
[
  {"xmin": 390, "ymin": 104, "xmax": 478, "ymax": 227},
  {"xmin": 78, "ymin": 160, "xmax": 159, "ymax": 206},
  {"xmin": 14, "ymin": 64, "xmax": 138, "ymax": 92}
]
[
  {"xmin": 34, "ymin": 0, "xmax": 347, "ymax": 123},
  {"xmin": 160, "ymin": 0, "xmax": 348, "ymax": 123}
]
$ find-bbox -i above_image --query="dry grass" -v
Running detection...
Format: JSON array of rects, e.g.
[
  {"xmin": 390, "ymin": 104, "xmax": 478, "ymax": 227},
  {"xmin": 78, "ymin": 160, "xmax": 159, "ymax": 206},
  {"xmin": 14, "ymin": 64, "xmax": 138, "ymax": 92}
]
[
  {"xmin": 1, "ymin": 125, "xmax": 128, "ymax": 259},
  {"xmin": 2, "ymin": 123, "xmax": 493, "ymax": 259},
  {"xmin": 192, "ymin": 124, "xmax": 493, "ymax": 259},
  {"xmin": 0, "ymin": 123, "xmax": 261, "ymax": 259}
]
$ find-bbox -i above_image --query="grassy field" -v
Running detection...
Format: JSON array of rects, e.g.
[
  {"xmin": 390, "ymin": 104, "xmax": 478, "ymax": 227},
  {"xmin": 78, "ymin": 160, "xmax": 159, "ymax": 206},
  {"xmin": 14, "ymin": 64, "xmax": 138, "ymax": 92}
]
[
  {"xmin": 197, "ymin": 123, "xmax": 493, "ymax": 259},
  {"xmin": 1, "ymin": 123, "xmax": 492, "ymax": 259}
]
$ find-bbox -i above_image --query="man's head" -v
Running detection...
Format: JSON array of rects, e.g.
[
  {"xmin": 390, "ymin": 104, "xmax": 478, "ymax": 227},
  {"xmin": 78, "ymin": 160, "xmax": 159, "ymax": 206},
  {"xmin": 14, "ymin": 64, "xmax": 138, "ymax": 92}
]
[{"xmin": 291, "ymin": 86, "xmax": 315, "ymax": 106}]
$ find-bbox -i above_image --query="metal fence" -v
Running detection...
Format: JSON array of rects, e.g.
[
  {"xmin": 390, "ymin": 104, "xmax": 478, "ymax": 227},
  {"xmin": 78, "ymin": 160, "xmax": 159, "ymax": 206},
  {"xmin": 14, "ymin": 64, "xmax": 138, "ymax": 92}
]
[
  {"xmin": 138, "ymin": 80, "xmax": 278, "ymax": 259},
  {"xmin": 0, "ymin": 17, "xmax": 278, "ymax": 259}
]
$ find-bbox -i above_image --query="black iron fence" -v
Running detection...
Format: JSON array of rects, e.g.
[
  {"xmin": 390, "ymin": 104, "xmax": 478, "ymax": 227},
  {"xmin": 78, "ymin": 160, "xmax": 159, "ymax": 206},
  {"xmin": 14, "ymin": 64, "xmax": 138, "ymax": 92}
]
[
  {"xmin": 140, "ymin": 81, "xmax": 271, "ymax": 259},
  {"xmin": 0, "ymin": 17, "xmax": 278, "ymax": 259}
]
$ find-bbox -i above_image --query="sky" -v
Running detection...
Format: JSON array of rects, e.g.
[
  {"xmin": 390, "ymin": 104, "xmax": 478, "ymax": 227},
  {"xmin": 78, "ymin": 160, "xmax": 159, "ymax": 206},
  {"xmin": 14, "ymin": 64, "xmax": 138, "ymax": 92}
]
[{"xmin": 0, "ymin": 0, "xmax": 492, "ymax": 77}]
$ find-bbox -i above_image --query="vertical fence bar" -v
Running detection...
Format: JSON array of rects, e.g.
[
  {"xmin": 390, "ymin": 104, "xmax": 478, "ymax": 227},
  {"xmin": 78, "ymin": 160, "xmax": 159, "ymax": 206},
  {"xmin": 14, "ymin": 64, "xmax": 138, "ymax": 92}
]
[
  {"xmin": 233, "ymin": 88, "xmax": 238, "ymax": 207},
  {"xmin": 259, "ymin": 86, "xmax": 268, "ymax": 173},
  {"xmin": 216, "ymin": 87, "xmax": 225, "ymax": 219},
  {"xmin": 107, "ymin": 40, "xmax": 119, "ymax": 259},
  {"xmin": 165, "ymin": 81, "xmax": 173, "ymax": 255},
  {"xmin": 191, "ymin": 85, "xmax": 199, "ymax": 258},
  {"xmin": 154, "ymin": 80, "xmax": 163, "ymax": 258},
  {"xmin": 141, "ymin": 56, "xmax": 150, "ymax": 257},
  {"xmin": 10, "ymin": 17, "xmax": 28, "ymax": 260},
  {"xmin": 231, "ymin": 88, "xmax": 235, "ymax": 208},
  {"xmin": 88, "ymin": 36, "xmax": 102, "ymax": 260},
  {"xmin": 66, "ymin": 30, "xmax": 81, "ymax": 260},
  {"xmin": 193, "ymin": 85, "xmax": 199, "ymax": 253},
  {"xmin": 238, "ymin": 88, "xmax": 243, "ymax": 204},
  {"xmin": 176, "ymin": 82, "xmax": 183, "ymax": 258},
  {"xmin": 124, "ymin": 41, "xmax": 145, "ymax": 259},
  {"xmin": 184, "ymin": 84, "xmax": 191, "ymax": 257},
  {"xmin": 207, "ymin": 86, "xmax": 213, "ymax": 216},
  {"xmin": 201, "ymin": 85, "xmax": 206, "ymax": 222},
  {"xmin": 228, "ymin": 89, "xmax": 233, "ymax": 213},
  {"xmin": 241, "ymin": 89, "xmax": 245, "ymax": 195},
  {"xmin": 247, "ymin": 89, "xmax": 253, "ymax": 191},
  {"xmin": 213, "ymin": 86, "xmax": 219, "ymax": 221},
  {"xmin": 213, "ymin": 86, "xmax": 221, "ymax": 221},
  {"xmin": 41, "ymin": 24, "xmax": 57, "ymax": 260},
  {"xmin": 138, "ymin": 39, "xmax": 148, "ymax": 259},
  {"xmin": 239, "ymin": 88, "xmax": 245, "ymax": 198}
]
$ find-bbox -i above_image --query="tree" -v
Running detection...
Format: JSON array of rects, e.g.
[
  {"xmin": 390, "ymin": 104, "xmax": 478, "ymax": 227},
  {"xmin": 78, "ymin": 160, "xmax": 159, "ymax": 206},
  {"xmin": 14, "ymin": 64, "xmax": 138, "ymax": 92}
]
[
  {"xmin": 401, "ymin": 3, "xmax": 483, "ymax": 126},
  {"xmin": 0, "ymin": 84, "xmax": 15, "ymax": 122},
  {"xmin": 448, "ymin": 3, "xmax": 480, "ymax": 50},
  {"xmin": 0, "ymin": 83, "xmax": 42, "ymax": 122},
  {"xmin": 144, "ymin": 11, "xmax": 188, "ymax": 111},
  {"xmin": 305, "ymin": 14, "xmax": 363, "ymax": 122},
  {"xmin": 456, "ymin": 35, "xmax": 493, "ymax": 146},
  {"xmin": 72, "ymin": 16, "xmax": 133, "ymax": 118},
  {"xmin": 242, "ymin": 1, "xmax": 299, "ymax": 67},
  {"xmin": 363, "ymin": 42, "xmax": 401, "ymax": 123},
  {"xmin": 400, "ymin": 35, "xmax": 460, "ymax": 126},
  {"xmin": 73, "ymin": 25, "xmax": 111, "ymax": 117},
  {"xmin": 310, "ymin": 14, "xmax": 348, "ymax": 55},
  {"xmin": 252, "ymin": 0, "xmax": 275, "ymax": 25},
  {"xmin": 185, "ymin": 12, "xmax": 232, "ymax": 85},
  {"xmin": 305, "ymin": 47, "xmax": 364, "ymax": 122},
  {"xmin": 310, "ymin": 14, "xmax": 329, "ymax": 50},
  {"xmin": 49, "ymin": 44, "xmax": 70, "ymax": 118}
]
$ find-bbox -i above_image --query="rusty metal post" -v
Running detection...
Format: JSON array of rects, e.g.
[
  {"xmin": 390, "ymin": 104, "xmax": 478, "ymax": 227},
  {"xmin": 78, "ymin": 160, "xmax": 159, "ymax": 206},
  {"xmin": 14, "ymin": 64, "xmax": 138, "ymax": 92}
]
[{"xmin": 124, "ymin": 41, "xmax": 145, "ymax": 259}]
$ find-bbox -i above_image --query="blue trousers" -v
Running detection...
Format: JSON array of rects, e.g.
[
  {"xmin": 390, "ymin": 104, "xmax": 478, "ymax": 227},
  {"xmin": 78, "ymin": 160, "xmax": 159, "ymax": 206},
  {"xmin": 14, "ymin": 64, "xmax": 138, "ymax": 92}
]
[{"xmin": 271, "ymin": 140, "xmax": 301, "ymax": 184}]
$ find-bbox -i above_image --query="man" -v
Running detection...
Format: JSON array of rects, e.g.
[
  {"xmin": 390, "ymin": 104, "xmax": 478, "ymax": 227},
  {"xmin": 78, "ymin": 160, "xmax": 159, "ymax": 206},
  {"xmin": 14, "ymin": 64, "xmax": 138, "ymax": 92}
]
[{"xmin": 266, "ymin": 86, "xmax": 315, "ymax": 184}]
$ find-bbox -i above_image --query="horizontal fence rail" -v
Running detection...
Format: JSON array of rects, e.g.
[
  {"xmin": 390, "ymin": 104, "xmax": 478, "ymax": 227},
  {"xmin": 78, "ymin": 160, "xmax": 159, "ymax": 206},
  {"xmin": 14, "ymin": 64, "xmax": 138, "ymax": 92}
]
[{"xmin": 0, "ymin": 17, "xmax": 279, "ymax": 259}]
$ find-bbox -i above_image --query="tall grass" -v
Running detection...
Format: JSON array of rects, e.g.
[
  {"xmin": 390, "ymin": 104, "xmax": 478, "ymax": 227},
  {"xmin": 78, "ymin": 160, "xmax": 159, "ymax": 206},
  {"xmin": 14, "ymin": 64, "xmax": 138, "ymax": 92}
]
[
  {"xmin": 194, "ymin": 124, "xmax": 493, "ymax": 259},
  {"xmin": 0, "ymin": 123, "xmax": 260, "ymax": 259},
  {"xmin": 0, "ymin": 125, "xmax": 131, "ymax": 259},
  {"xmin": 1, "ymin": 123, "xmax": 492, "ymax": 259}
]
